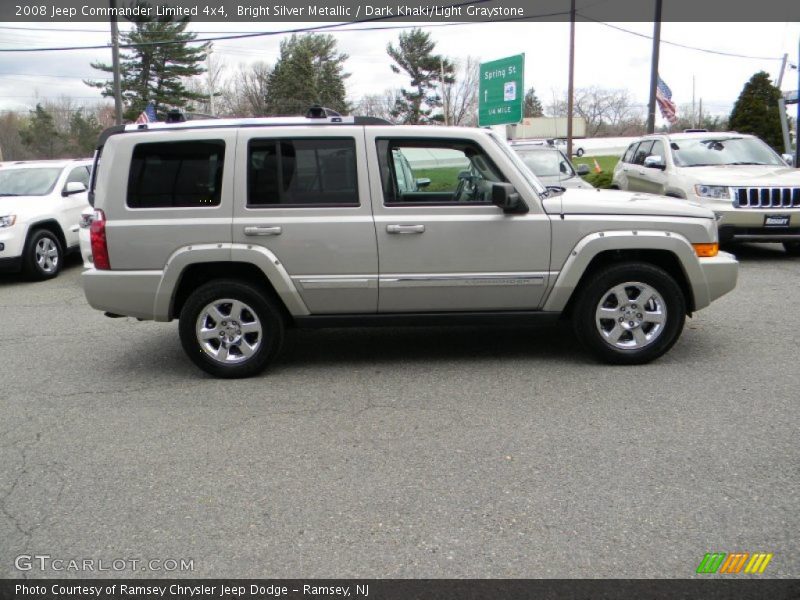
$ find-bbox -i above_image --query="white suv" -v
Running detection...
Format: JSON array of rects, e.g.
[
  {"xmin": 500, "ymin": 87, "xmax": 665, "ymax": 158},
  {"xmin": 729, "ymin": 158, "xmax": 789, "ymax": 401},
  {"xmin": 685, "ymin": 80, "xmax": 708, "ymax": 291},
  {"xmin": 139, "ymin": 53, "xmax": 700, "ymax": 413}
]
[
  {"xmin": 0, "ymin": 159, "xmax": 92, "ymax": 279},
  {"xmin": 612, "ymin": 132, "xmax": 800, "ymax": 254}
]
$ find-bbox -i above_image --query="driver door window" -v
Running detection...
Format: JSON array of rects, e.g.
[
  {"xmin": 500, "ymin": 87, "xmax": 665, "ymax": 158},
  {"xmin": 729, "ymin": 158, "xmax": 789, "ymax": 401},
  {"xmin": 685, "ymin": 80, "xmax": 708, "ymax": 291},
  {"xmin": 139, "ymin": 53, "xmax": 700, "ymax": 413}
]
[{"xmin": 380, "ymin": 141, "xmax": 505, "ymax": 205}]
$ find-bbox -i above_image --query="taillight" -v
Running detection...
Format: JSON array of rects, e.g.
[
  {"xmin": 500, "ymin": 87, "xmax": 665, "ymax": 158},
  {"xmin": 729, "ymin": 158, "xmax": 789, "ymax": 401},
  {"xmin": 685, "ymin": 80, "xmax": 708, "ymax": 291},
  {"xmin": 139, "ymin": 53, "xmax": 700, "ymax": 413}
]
[{"xmin": 89, "ymin": 209, "xmax": 110, "ymax": 270}]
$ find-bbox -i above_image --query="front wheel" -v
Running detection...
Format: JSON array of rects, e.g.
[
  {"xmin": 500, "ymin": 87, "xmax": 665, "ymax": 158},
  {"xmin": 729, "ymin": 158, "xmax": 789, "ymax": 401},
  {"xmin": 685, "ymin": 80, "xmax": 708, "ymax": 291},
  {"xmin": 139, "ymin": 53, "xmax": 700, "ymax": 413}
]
[
  {"xmin": 573, "ymin": 262, "xmax": 686, "ymax": 365},
  {"xmin": 179, "ymin": 279, "xmax": 284, "ymax": 378},
  {"xmin": 783, "ymin": 241, "xmax": 800, "ymax": 256},
  {"xmin": 23, "ymin": 229, "xmax": 63, "ymax": 280}
]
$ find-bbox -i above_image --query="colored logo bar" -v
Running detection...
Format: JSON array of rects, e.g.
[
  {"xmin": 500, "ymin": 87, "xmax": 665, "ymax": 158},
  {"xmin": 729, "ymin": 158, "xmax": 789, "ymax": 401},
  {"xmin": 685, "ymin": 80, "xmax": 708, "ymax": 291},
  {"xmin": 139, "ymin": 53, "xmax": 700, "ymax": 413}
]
[{"xmin": 697, "ymin": 552, "xmax": 773, "ymax": 574}]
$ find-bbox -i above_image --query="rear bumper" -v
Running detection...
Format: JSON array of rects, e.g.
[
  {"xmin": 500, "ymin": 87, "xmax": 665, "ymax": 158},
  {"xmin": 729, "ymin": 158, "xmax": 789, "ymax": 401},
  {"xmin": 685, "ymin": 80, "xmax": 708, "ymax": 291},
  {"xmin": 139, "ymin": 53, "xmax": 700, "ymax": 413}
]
[
  {"xmin": 697, "ymin": 251, "xmax": 738, "ymax": 307},
  {"xmin": 82, "ymin": 269, "xmax": 164, "ymax": 320}
]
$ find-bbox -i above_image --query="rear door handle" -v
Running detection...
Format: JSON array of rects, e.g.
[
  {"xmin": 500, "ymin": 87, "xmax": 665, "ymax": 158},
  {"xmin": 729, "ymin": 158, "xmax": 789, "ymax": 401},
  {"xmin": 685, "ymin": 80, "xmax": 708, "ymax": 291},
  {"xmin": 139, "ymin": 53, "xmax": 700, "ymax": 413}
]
[
  {"xmin": 244, "ymin": 226, "xmax": 282, "ymax": 236},
  {"xmin": 387, "ymin": 224, "xmax": 425, "ymax": 234}
]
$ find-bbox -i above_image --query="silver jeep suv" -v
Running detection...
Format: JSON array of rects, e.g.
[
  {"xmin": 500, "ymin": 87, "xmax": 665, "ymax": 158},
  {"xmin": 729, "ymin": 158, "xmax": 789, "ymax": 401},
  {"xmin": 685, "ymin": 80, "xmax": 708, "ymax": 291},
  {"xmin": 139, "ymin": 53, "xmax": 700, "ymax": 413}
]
[
  {"xmin": 612, "ymin": 132, "xmax": 800, "ymax": 254},
  {"xmin": 82, "ymin": 112, "xmax": 738, "ymax": 377}
]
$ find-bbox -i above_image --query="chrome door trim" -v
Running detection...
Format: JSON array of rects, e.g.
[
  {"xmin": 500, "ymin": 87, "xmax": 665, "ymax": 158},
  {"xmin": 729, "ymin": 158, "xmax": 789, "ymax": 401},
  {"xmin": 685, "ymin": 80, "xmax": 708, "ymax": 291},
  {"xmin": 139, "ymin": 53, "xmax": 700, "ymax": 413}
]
[
  {"xmin": 294, "ymin": 276, "xmax": 377, "ymax": 290},
  {"xmin": 380, "ymin": 272, "xmax": 549, "ymax": 288}
]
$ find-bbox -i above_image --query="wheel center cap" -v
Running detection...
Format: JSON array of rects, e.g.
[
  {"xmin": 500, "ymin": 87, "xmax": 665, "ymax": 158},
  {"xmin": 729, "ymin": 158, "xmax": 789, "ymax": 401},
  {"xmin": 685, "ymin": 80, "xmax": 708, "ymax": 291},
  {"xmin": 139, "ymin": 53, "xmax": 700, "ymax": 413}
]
[{"xmin": 619, "ymin": 304, "xmax": 642, "ymax": 329}]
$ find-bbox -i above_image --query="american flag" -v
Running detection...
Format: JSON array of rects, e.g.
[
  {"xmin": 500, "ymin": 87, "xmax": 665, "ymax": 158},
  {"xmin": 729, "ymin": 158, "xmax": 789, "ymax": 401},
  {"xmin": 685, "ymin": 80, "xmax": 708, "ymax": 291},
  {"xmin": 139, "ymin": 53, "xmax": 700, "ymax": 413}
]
[
  {"xmin": 655, "ymin": 77, "xmax": 678, "ymax": 124},
  {"xmin": 134, "ymin": 101, "xmax": 157, "ymax": 124}
]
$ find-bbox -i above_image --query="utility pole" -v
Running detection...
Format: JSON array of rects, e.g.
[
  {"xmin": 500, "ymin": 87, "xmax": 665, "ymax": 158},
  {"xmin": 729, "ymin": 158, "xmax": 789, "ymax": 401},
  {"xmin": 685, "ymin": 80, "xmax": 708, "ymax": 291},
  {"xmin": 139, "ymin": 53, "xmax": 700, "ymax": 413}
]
[
  {"xmin": 795, "ymin": 37, "xmax": 799, "ymax": 168},
  {"xmin": 776, "ymin": 54, "xmax": 792, "ymax": 155},
  {"xmin": 109, "ymin": 0, "xmax": 123, "ymax": 125},
  {"xmin": 566, "ymin": 0, "xmax": 575, "ymax": 158},
  {"xmin": 208, "ymin": 49, "xmax": 215, "ymax": 117},
  {"xmin": 692, "ymin": 75, "xmax": 696, "ymax": 128},
  {"xmin": 646, "ymin": 0, "xmax": 663, "ymax": 134},
  {"xmin": 440, "ymin": 58, "xmax": 449, "ymax": 126}
]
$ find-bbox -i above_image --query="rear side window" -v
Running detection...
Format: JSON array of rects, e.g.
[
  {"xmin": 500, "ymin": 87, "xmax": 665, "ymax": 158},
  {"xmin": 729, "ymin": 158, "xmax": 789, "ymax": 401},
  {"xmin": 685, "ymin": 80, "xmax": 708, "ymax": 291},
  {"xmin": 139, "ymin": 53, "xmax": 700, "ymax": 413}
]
[
  {"xmin": 127, "ymin": 140, "xmax": 225, "ymax": 208},
  {"xmin": 248, "ymin": 138, "xmax": 358, "ymax": 207}
]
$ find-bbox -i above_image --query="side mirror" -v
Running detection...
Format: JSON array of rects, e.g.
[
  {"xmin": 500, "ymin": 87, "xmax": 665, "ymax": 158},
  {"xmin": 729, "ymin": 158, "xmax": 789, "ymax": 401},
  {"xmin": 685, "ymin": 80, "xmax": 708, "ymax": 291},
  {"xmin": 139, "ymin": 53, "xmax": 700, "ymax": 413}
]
[
  {"xmin": 457, "ymin": 170, "xmax": 472, "ymax": 181},
  {"xmin": 415, "ymin": 177, "xmax": 431, "ymax": 188},
  {"xmin": 781, "ymin": 153, "xmax": 795, "ymax": 167},
  {"xmin": 643, "ymin": 155, "xmax": 666, "ymax": 170},
  {"xmin": 491, "ymin": 182, "xmax": 528, "ymax": 214},
  {"xmin": 62, "ymin": 181, "xmax": 87, "ymax": 196},
  {"xmin": 576, "ymin": 164, "xmax": 591, "ymax": 176}
]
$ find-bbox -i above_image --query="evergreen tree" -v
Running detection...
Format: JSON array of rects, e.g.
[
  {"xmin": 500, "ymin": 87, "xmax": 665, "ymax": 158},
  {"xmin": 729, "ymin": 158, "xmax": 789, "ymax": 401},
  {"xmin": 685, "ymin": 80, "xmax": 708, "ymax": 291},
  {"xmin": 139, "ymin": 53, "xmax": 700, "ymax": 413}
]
[
  {"xmin": 266, "ymin": 34, "xmax": 349, "ymax": 116},
  {"xmin": 524, "ymin": 87, "xmax": 544, "ymax": 118},
  {"xmin": 69, "ymin": 111, "xmax": 103, "ymax": 156},
  {"xmin": 729, "ymin": 71, "xmax": 783, "ymax": 150},
  {"xmin": 387, "ymin": 29, "xmax": 454, "ymax": 124},
  {"xmin": 86, "ymin": 7, "xmax": 209, "ymax": 121},
  {"xmin": 20, "ymin": 104, "xmax": 62, "ymax": 158}
]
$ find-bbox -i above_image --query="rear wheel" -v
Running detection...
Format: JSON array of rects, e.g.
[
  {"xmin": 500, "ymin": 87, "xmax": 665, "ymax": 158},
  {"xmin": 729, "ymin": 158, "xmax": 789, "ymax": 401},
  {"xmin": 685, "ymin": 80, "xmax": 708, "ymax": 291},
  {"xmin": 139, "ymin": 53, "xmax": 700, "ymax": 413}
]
[
  {"xmin": 573, "ymin": 262, "xmax": 686, "ymax": 365},
  {"xmin": 23, "ymin": 229, "xmax": 62, "ymax": 280},
  {"xmin": 575, "ymin": 148, "xmax": 585, "ymax": 157},
  {"xmin": 783, "ymin": 242, "xmax": 800, "ymax": 256},
  {"xmin": 179, "ymin": 279, "xmax": 284, "ymax": 378}
]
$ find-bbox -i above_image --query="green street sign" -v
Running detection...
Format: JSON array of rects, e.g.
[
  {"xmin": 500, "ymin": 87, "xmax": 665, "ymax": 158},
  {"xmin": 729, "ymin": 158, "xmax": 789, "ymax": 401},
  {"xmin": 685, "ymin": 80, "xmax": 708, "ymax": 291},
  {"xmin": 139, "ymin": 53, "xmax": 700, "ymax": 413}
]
[{"xmin": 479, "ymin": 54, "xmax": 524, "ymax": 127}]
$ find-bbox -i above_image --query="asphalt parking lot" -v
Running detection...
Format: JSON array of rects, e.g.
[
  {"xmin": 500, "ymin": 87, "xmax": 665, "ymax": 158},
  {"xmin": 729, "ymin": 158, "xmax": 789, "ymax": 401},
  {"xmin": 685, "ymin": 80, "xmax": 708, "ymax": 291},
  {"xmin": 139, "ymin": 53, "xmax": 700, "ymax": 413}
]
[{"xmin": 0, "ymin": 246, "xmax": 797, "ymax": 579}]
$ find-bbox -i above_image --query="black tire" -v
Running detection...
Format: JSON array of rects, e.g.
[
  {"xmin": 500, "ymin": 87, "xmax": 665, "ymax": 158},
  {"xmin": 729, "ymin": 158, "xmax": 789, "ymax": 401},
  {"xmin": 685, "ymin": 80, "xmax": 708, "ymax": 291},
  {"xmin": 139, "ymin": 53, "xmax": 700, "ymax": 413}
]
[
  {"xmin": 572, "ymin": 262, "xmax": 686, "ymax": 365},
  {"xmin": 22, "ymin": 229, "xmax": 63, "ymax": 280},
  {"xmin": 575, "ymin": 148, "xmax": 584, "ymax": 157},
  {"xmin": 179, "ymin": 279, "xmax": 284, "ymax": 378},
  {"xmin": 783, "ymin": 242, "xmax": 800, "ymax": 256}
]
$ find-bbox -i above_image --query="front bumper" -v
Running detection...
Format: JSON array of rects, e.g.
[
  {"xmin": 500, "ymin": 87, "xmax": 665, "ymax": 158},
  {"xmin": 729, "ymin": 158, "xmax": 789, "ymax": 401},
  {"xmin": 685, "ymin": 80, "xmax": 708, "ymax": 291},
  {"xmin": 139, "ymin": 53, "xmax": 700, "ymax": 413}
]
[
  {"xmin": 706, "ymin": 200, "xmax": 800, "ymax": 243},
  {"xmin": 697, "ymin": 251, "xmax": 738, "ymax": 307}
]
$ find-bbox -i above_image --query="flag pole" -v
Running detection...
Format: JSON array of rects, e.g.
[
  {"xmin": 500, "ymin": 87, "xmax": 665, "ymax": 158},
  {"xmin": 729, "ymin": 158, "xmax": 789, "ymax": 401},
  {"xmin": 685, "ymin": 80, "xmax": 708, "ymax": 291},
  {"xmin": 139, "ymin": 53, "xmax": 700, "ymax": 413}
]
[{"xmin": 646, "ymin": 0, "xmax": 663, "ymax": 134}]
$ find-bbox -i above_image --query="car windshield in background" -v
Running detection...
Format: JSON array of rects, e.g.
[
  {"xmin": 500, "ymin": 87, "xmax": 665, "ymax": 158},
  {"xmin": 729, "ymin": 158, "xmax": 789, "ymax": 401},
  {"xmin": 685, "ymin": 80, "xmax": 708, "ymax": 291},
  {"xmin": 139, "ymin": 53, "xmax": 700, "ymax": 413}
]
[
  {"xmin": 516, "ymin": 149, "xmax": 573, "ymax": 178},
  {"xmin": 671, "ymin": 137, "xmax": 784, "ymax": 167},
  {"xmin": 0, "ymin": 168, "xmax": 62, "ymax": 196}
]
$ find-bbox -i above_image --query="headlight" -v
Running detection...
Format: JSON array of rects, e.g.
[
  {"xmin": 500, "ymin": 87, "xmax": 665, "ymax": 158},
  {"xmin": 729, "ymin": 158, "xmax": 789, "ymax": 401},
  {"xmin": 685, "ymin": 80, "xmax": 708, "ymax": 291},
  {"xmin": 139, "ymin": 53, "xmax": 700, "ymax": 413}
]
[
  {"xmin": 0, "ymin": 215, "xmax": 16, "ymax": 228},
  {"xmin": 694, "ymin": 185, "xmax": 730, "ymax": 199}
]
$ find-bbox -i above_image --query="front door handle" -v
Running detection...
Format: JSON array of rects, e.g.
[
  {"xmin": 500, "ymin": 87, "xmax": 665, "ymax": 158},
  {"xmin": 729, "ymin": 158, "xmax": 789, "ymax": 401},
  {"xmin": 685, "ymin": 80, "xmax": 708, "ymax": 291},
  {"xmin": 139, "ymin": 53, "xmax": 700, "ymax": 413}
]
[
  {"xmin": 387, "ymin": 224, "xmax": 425, "ymax": 234},
  {"xmin": 244, "ymin": 225, "xmax": 282, "ymax": 236}
]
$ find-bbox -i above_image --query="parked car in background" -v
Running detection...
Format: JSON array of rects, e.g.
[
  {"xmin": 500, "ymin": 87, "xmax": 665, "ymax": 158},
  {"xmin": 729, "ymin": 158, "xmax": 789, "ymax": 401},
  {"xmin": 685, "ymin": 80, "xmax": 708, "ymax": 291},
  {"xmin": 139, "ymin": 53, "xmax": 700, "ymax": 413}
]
[
  {"xmin": 512, "ymin": 143, "xmax": 594, "ymax": 189},
  {"xmin": 0, "ymin": 159, "xmax": 92, "ymax": 279},
  {"xmin": 612, "ymin": 132, "xmax": 800, "ymax": 254},
  {"xmin": 552, "ymin": 137, "xmax": 586, "ymax": 157}
]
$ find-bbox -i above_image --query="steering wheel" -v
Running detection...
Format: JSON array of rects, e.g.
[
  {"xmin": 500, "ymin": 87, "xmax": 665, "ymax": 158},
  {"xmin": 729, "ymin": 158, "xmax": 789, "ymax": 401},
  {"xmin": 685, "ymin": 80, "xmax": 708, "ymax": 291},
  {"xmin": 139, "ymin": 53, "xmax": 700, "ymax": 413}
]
[{"xmin": 453, "ymin": 170, "xmax": 475, "ymax": 202}]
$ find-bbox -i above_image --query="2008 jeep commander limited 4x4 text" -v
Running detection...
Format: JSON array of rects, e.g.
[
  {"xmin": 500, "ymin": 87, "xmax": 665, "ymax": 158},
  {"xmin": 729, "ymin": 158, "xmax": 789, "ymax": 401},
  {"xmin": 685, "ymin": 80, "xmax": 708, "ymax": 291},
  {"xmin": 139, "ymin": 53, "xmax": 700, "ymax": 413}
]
[{"xmin": 81, "ymin": 110, "xmax": 738, "ymax": 378}]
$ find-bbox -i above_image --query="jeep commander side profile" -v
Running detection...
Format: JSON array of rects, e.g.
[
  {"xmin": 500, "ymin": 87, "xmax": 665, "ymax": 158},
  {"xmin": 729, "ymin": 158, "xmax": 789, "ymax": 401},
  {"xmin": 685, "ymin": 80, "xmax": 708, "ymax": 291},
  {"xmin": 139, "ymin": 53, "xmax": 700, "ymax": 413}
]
[{"xmin": 81, "ymin": 111, "xmax": 738, "ymax": 377}]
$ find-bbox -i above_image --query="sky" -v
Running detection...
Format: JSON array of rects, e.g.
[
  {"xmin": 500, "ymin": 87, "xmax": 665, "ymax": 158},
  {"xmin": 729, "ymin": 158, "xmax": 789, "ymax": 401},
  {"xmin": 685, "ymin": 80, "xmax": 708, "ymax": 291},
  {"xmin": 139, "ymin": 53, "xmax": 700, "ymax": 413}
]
[{"xmin": 0, "ymin": 19, "xmax": 798, "ymax": 124}]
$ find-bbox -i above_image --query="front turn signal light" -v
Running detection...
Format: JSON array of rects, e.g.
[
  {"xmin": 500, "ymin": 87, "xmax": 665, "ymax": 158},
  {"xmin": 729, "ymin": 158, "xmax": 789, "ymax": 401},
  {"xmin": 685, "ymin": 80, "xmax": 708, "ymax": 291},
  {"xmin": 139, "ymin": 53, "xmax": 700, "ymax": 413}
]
[{"xmin": 692, "ymin": 242, "xmax": 719, "ymax": 257}]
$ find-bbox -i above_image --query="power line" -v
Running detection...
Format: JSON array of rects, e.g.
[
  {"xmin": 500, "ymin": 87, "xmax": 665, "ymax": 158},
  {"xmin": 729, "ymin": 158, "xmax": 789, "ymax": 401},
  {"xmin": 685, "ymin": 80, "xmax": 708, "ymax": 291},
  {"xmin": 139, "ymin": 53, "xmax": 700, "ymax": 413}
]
[
  {"xmin": 578, "ymin": 15, "xmax": 784, "ymax": 61},
  {"xmin": 0, "ymin": 0, "xmax": 497, "ymax": 52}
]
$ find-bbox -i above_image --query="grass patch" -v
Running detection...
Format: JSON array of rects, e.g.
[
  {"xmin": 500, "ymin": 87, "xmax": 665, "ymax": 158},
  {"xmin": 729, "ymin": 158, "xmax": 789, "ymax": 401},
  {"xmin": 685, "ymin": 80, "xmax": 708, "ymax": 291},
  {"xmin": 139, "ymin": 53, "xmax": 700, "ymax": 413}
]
[
  {"xmin": 572, "ymin": 155, "xmax": 619, "ymax": 189},
  {"xmin": 411, "ymin": 167, "xmax": 462, "ymax": 192}
]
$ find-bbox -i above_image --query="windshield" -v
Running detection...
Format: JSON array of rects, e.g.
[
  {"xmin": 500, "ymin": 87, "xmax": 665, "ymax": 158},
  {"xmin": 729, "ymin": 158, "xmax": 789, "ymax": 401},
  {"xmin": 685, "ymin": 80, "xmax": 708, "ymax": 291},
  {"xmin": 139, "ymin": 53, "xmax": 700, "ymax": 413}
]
[
  {"xmin": 516, "ymin": 149, "xmax": 575, "ymax": 178},
  {"xmin": 487, "ymin": 133, "xmax": 546, "ymax": 195},
  {"xmin": 0, "ymin": 168, "xmax": 62, "ymax": 196},
  {"xmin": 671, "ymin": 137, "xmax": 784, "ymax": 167}
]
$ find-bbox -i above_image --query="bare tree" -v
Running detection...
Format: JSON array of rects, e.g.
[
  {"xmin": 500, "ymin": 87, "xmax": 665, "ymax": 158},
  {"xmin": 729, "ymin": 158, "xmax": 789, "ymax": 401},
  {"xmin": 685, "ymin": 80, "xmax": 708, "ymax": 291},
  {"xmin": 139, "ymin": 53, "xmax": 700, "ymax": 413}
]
[
  {"xmin": 442, "ymin": 56, "xmax": 479, "ymax": 126},
  {"xmin": 546, "ymin": 86, "xmax": 643, "ymax": 136},
  {"xmin": 216, "ymin": 61, "xmax": 272, "ymax": 117},
  {"xmin": 353, "ymin": 89, "xmax": 399, "ymax": 121}
]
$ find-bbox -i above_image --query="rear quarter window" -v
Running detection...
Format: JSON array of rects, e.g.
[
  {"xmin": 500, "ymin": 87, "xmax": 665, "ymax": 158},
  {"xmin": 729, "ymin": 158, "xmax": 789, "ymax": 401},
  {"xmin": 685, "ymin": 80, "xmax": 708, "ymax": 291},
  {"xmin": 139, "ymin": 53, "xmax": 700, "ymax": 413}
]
[{"xmin": 127, "ymin": 140, "xmax": 225, "ymax": 208}]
